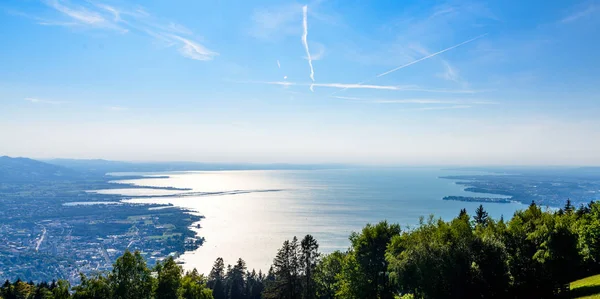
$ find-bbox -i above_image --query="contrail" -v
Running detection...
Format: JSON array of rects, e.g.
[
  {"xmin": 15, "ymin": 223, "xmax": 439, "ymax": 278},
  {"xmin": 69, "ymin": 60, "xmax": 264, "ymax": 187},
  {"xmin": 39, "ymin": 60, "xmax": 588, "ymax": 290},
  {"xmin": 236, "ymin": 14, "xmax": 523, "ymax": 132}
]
[
  {"xmin": 302, "ymin": 5, "xmax": 315, "ymax": 91},
  {"xmin": 332, "ymin": 33, "xmax": 488, "ymax": 95},
  {"xmin": 376, "ymin": 33, "xmax": 488, "ymax": 78}
]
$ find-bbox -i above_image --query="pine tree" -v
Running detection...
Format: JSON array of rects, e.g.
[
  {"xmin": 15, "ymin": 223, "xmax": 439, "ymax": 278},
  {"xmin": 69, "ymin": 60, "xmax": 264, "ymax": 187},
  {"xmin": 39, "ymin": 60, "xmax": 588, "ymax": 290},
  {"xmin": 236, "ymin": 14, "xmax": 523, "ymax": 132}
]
[
  {"xmin": 227, "ymin": 258, "xmax": 246, "ymax": 299},
  {"xmin": 564, "ymin": 199, "xmax": 574, "ymax": 214},
  {"xmin": 474, "ymin": 204, "xmax": 489, "ymax": 226},
  {"xmin": 264, "ymin": 237, "xmax": 301, "ymax": 299},
  {"xmin": 300, "ymin": 235, "xmax": 319, "ymax": 299},
  {"xmin": 208, "ymin": 258, "xmax": 226, "ymax": 299}
]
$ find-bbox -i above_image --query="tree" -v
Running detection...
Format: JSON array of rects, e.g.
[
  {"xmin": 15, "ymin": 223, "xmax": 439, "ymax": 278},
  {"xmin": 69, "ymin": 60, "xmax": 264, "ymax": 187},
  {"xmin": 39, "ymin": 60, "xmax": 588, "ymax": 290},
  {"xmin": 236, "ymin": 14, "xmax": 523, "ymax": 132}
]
[
  {"xmin": 264, "ymin": 237, "xmax": 301, "ymax": 299},
  {"xmin": 314, "ymin": 251, "xmax": 345, "ymax": 299},
  {"xmin": 52, "ymin": 280, "xmax": 71, "ymax": 299},
  {"xmin": 109, "ymin": 250, "xmax": 154, "ymax": 299},
  {"xmin": 340, "ymin": 221, "xmax": 401, "ymax": 299},
  {"xmin": 227, "ymin": 258, "xmax": 247, "ymax": 299},
  {"xmin": 474, "ymin": 204, "xmax": 489, "ymax": 226},
  {"xmin": 564, "ymin": 199, "xmax": 574, "ymax": 214},
  {"xmin": 155, "ymin": 256, "xmax": 183, "ymax": 299},
  {"xmin": 300, "ymin": 235, "xmax": 319, "ymax": 299},
  {"xmin": 72, "ymin": 273, "xmax": 111, "ymax": 299},
  {"xmin": 181, "ymin": 269, "xmax": 214, "ymax": 299},
  {"xmin": 208, "ymin": 258, "xmax": 226, "ymax": 299}
]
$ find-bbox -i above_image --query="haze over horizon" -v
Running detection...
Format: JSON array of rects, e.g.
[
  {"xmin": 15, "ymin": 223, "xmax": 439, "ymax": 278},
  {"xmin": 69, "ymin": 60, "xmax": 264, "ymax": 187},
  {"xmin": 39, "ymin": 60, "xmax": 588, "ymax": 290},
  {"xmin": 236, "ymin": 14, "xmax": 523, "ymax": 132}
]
[{"xmin": 1, "ymin": 0, "xmax": 600, "ymax": 165}]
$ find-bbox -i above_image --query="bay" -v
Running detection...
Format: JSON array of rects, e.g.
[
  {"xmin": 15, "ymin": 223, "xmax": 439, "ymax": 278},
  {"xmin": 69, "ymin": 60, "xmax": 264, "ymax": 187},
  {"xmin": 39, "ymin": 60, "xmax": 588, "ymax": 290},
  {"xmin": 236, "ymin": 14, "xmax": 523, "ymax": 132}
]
[{"xmin": 97, "ymin": 167, "xmax": 524, "ymax": 273}]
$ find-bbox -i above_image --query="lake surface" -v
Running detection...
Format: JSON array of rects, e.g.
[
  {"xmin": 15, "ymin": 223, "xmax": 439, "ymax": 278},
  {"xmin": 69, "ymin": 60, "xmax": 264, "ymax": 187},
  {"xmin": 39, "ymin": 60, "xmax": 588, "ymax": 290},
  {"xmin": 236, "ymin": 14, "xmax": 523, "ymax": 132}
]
[{"xmin": 98, "ymin": 168, "xmax": 524, "ymax": 273}]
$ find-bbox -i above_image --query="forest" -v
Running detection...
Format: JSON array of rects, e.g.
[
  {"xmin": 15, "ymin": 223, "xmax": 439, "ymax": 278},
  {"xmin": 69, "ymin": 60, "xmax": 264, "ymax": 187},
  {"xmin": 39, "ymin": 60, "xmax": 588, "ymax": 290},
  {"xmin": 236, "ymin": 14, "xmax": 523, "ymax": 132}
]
[{"xmin": 1, "ymin": 200, "xmax": 599, "ymax": 299}]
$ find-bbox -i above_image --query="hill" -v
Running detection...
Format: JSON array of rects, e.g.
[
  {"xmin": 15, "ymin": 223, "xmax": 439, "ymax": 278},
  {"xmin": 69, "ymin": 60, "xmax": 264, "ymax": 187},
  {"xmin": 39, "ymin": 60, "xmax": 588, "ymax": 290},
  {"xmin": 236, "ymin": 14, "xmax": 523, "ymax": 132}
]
[
  {"xmin": 45, "ymin": 158, "xmax": 348, "ymax": 174},
  {"xmin": 0, "ymin": 156, "xmax": 79, "ymax": 182}
]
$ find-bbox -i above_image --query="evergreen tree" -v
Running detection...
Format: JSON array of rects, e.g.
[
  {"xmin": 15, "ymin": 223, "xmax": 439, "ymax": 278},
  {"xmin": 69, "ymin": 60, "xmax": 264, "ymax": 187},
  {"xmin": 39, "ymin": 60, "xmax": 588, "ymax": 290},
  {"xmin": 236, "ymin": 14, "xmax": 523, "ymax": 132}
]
[
  {"xmin": 300, "ymin": 235, "xmax": 319, "ymax": 299},
  {"xmin": 564, "ymin": 199, "xmax": 574, "ymax": 214},
  {"xmin": 474, "ymin": 204, "xmax": 489, "ymax": 226},
  {"xmin": 208, "ymin": 258, "xmax": 226, "ymax": 299},
  {"xmin": 227, "ymin": 258, "xmax": 247, "ymax": 299},
  {"xmin": 264, "ymin": 237, "xmax": 301, "ymax": 299}
]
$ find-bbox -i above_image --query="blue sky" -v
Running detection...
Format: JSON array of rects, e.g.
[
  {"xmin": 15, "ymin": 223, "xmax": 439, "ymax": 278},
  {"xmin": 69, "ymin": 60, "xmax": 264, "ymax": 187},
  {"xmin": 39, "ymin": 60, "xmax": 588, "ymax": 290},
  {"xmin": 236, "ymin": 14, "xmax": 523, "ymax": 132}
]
[{"xmin": 1, "ymin": 0, "xmax": 599, "ymax": 165}]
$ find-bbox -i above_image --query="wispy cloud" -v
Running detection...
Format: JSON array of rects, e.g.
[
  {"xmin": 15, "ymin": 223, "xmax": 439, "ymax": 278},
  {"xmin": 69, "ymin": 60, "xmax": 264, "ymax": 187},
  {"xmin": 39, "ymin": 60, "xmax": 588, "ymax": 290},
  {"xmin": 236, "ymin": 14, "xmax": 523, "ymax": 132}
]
[
  {"xmin": 94, "ymin": 3, "xmax": 120, "ymax": 22},
  {"xmin": 376, "ymin": 33, "xmax": 487, "ymax": 78},
  {"xmin": 249, "ymin": 3, "xmax": 303, "ymax": 40},
  {"xmin": 302, "ymin": 5, "xmax": 315, "ymax": 91},
  {"xmin": 277, "ymin": 60, "xmax": 281, "ymax": 69},
  {"xmin": 263, "ymin": 81, "xmax": 405, "ymax": 90},
  {"xmin": 332, "ymin": 96, "xmax": 496, "ymax": 105},
  {"xmin": 310, "ymin": 41, "xmax": 326, "ymax": 61},
  {"xmin": 437, "ymin": 60, "xmax": 467, "ymax": 87},
  {"xmin": 332, "ymin": 34, "xmax": 487, "ymax": 95},
  {"xmin": 169, "ymin": 34, "xmax": 218, "ymax": 61},
  {"xmin": 16, "ymin": 1, "xmax": 217, "ymax": 61},
  {"xmin": 106, "ymin": 106, "xmax": 128, "ymax": 111},
  {"xmin": 411, "ymin": 105, "xmax": 472, "ymax": 111},
  {"xmin": 45, "ymin": 0, "xmax": 104, "ymax": 25},
  {"xmin": 561, "ymin": 3, "xmax": 598, "ymax": 23},
  {"xmin": 23, "ymin": 97, "xmax": 65, "ymax": 105},
  {"xmin": 256, "ymin": 81, "xmax": 485, "ymax": 93}
]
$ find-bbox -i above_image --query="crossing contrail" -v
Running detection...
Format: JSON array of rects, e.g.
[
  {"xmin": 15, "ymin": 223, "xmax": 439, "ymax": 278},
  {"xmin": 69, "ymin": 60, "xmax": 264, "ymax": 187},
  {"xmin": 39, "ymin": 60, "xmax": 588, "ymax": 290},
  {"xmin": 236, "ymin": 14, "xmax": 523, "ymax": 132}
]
[{"xmin": 331, "ymin": 33, "xmax": 488, "ymax": 95}]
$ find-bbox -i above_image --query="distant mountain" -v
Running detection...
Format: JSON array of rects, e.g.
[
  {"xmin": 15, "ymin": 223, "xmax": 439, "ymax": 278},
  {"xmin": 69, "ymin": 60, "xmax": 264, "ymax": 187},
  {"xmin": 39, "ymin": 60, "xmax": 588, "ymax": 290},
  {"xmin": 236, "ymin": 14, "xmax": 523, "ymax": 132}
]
[
  {"xmin": 0, "ymin": 156, "xmax": 79, "ymax": 182},
  {"xmin": 45, "ymin": 158, "xmax": 349, "ymax": 174}
]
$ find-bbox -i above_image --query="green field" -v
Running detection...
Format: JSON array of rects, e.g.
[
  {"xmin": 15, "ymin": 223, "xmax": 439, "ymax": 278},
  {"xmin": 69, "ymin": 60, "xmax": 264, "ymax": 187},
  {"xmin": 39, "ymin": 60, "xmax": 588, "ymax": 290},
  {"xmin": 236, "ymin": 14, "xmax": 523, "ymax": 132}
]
[{"xmin": 571, "ymin": 274, "xmax": 600, "ymax": 299}]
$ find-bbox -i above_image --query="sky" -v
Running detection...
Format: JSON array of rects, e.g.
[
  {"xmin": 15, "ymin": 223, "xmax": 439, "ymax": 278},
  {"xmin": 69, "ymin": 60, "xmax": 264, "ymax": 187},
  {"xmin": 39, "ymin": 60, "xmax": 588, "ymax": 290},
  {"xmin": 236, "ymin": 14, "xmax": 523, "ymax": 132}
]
[{"xmin": 1, "ymin": 0, "xmax": 599, "ymax": 165}]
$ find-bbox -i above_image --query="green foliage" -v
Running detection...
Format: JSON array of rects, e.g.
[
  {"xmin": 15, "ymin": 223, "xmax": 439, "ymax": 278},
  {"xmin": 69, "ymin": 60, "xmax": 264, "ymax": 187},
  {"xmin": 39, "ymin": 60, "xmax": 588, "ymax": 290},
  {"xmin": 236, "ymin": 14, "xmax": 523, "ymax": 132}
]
[
  {"xmin": 109, "ymin": 250, "xmax": 154, "ymax": 299},
  {"xmin": 264, "ymin": 237, "xmax": 302, "ymax": 299},
  {"xmin": 314, "ymin": 251, "xmax": 345, "ymax": 299},
  {"xmin": 4, "ymin": 200, "xmax": 600, "ymax": 299},
  {"xmin": 155, "ymin": 256, "xmax": 183, "ymax": 299},
  {"xmin": 72, "ymin": 273, "xmax": 111, "ymax": 299},
  {"xmin": 181, "ymin": 269, "xmax": 213, "ymax": 299},
  {"xmin": 300, "ymin": 235, "xmax": 319, "ymax": 299}
]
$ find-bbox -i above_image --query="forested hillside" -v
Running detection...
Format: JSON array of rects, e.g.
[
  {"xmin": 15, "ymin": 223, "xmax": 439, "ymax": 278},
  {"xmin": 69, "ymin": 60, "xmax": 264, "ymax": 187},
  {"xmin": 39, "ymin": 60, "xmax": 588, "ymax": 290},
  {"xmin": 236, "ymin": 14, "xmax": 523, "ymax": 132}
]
[{"xmin": 1, "ymin": 200, "xmax": 599, "ymax": 299}]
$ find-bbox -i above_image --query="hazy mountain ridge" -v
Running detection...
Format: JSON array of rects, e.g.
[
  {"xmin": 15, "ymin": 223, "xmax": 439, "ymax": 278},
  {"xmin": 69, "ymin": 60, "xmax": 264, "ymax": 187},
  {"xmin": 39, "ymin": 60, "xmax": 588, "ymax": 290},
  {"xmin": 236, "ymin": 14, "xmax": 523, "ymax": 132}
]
[{"xmin": 0, "ymin": 156, "xmax": 79, "ymax": 182}]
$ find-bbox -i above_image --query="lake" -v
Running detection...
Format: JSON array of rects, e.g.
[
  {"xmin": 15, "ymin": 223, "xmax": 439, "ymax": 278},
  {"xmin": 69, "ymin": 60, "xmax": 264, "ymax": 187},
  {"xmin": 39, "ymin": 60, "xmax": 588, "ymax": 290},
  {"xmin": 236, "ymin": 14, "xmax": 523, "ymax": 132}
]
[{"xmin": 97, "ymin": 167, "xmax": 524, "ymax": 273}]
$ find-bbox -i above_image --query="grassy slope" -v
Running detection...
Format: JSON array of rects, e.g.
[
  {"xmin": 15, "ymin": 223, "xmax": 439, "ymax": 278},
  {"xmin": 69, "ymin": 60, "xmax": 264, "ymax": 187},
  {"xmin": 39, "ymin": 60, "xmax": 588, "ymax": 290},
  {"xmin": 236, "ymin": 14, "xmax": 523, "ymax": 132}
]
[{"xmin": 571, "ymin": 274, "xmax": 600, "ymax": 299}]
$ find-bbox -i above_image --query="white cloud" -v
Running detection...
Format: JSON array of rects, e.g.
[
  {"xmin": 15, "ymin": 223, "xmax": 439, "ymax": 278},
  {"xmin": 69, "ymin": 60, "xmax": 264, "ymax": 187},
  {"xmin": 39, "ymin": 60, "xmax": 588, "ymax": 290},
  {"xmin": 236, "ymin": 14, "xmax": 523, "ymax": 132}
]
[
  {"xmin": 94, "ymin": 3, "xmax": 120, "ymax": 22},
  {"xmin": 169, "ymin": 35, "xmax": 218, "ymax": 61},
  {"xmin": 410, "ymin": 105, "xmax": 472, "ymax": 111},
  {"xmin": 23, "ymin": 97, "xmax": 65, "ymax": 105},
  {"xmin": 19, "ymin": 1, "xmax": 217, "ymax": 61},
  {"xmin": 277, "ymin": 60, "xmax": 281, "ymax": 69},
  {"xmin": 263, "ymin": 81, "xmax": 402, "ymax": 90},
  {"xmin": 437, "ymin": 60, "xmax": 466, "ymax": 86},
  {"xmin": 309, "ymin": 41, "xmax": 326, "ymax": 61},
  {"xmin": 561, "ymin": 4, "xmax": 598, "ymax": 23},
  {"xmin": 332, "ymin": 96, "xmax": 496, "ymax": 105},
  {"xmin": 45, "ymin": 0, "xmax": 105, "ymax": 25},
  {"xmin": 106, "ymin": 106, "xmax": 128, "ymax": 111},
  {"xmin": 259, "ymin": 81, "xmax": 485, "ymax": 93},
  {"xmin": 249, "ymin": 3, "xmax": 303, "ymax": 40}
]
